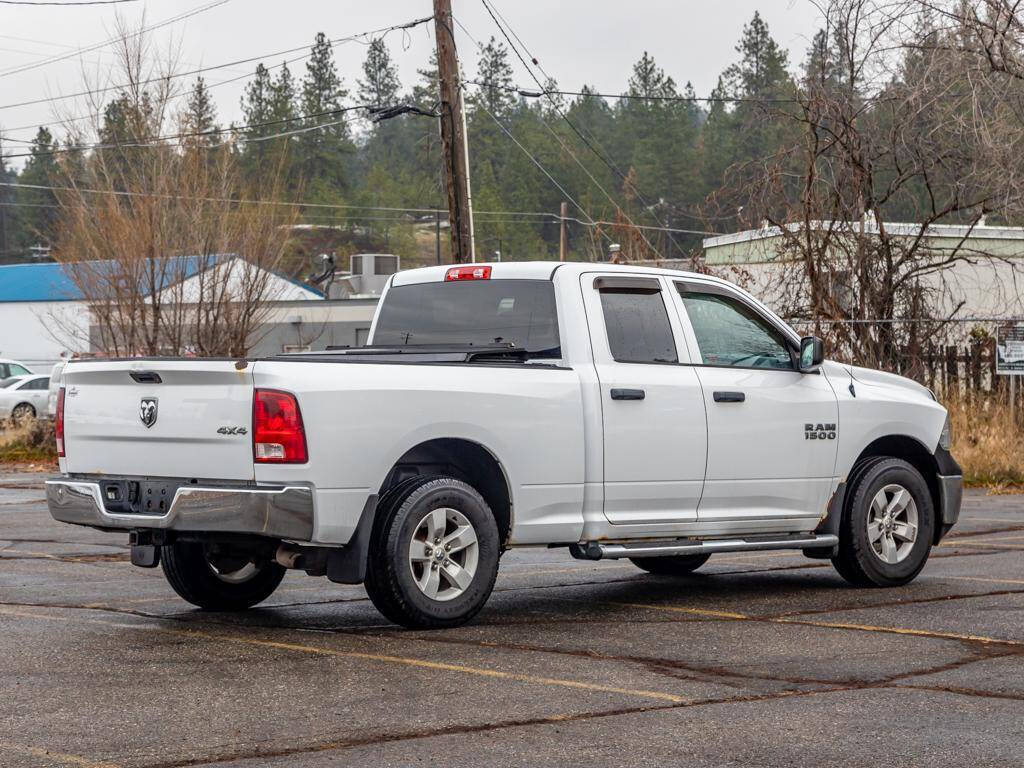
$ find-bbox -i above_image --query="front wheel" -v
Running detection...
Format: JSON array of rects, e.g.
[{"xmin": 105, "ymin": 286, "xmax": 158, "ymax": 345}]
[
  {"xmin": 364, "ymin": 476, "xmax": 500, "ymax": 629},
  {"xmin": 831, "ymin": 457, "xmax": 935, "ymax": 587},
  {"xmin": 160, "ymin": 541, "xmax": 285, "ymax": 610}
]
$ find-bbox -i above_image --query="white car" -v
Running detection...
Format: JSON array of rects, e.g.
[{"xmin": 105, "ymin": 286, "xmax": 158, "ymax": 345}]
[
  {"xmin": 47, "ymin": 262, "xmax": 962, "ymax": 628},
  {"xmin": 0, "ymin": 359, "xmax": 33, "ymax": 380},
  {"xmin": 0, "ymin": 374, "xmax": 51, "ymax": 423}
]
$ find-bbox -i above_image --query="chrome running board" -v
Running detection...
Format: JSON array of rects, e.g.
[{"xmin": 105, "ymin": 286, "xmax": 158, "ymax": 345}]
[{"xmin": 570, "ymin": 534, "xmax": 838, "ymax": 561}]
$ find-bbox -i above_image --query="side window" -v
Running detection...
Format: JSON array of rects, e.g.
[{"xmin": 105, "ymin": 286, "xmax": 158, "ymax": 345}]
[
  {"xmin": 9, "ymin": 364, "xmax": 30, "ymax": 377},
  {"xmin": 678, "ymin": 288, "xmax": 793, "ymax": 370},
  {"xmin": 598, "ymin": 283, "xmax": 678, "ymax": 364},
  {"xmin": 35, "ymin": 378, "xmax": 50, "ymax": 390},
  {"xmin": 0, "ymin": 365, "xmax": 9, "ymax": 379}
]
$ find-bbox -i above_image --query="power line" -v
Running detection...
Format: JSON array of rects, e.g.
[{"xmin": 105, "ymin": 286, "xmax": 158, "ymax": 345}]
[
  {"xmin": 0, "ymin": 0, "xmax": 230, "ymax": 79},
  {"xmin": 0, "ymin": 0, "xmax": 138, "ymax": 5},
  {"xmin": 0, "ymin": 105, "xmax": 368, "ymax": 159},
  {"xmin": 480, "ymin": 0, "xmax": 702, "ymax": 243},
  {"xmin": 0, "ymin": 181, "xmax": 718, "ymax": 234},
  {"xmin": 459, "ymin": 11, "xmax": 648, "ymax": 251},
  {"xmin": 465, "ymin": 94, "xmax": 612, "ymax": 244},
  {"xmin": 0, "ymin": 16, "xmax": 433, "ymax": 113},
  {"xmin": 0, "ymin": 15, "xmax": 435, "ymax": 150}
]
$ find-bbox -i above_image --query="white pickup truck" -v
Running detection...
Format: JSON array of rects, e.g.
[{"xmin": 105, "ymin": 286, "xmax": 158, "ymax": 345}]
[{"xmin": 47, "ymin": 262, "xmax": 962, "ymax": 628}]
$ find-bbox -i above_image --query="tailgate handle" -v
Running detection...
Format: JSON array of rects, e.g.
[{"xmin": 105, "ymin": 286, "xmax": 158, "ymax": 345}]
[
  {"xmin": 610, "ymin": 388, "xmax": 645, "ymax": 401},
  {"xmin": 129, "ymin": 371, "xmax": 162, "ymax": 384},
  {"xmin": 713, "ymin": 391, "xmax": 745, "ymax": 403}
]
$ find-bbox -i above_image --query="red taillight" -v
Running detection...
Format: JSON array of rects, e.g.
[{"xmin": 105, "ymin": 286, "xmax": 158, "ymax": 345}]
[
  {"xmin": 445, "ymin": 265, "xmax": 491, "ymax": 281},
  {"xmin": 253, "ymin": 389, "xmax": 307, "ymax": 464},
  {"xmin": 55, "ymin": 387, "xmax": 66, "ymax": 458}
]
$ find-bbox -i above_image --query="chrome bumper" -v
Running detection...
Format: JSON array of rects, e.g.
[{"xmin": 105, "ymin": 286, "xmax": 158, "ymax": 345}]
[
  {"xmin": 937, "ymin": 473, "xmax": 963, "ymax": 527},
  {"xmin": 46, "ymin": 479, "xmax": 314, "ymax": 541}
]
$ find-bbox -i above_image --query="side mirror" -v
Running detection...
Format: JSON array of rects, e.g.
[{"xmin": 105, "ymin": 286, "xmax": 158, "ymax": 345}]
[{"xmin": 799, "ymin": 336, "xmax": 825, "ymax": 372}]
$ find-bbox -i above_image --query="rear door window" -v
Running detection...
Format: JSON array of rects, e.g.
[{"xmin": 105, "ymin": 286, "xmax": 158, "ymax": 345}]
[{"xmin": 597, "ymin": 283, "xmax": 678, "ymax": 364}]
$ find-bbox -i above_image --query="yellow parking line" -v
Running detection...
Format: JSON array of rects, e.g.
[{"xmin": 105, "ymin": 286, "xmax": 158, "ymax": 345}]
[
  {"xmin": 941, "ymin": 541, "xmax": 1024, "ymax": 550},
  {"xmin": 0, "ymin": 741, "xmax": 119, "ymax": 768},
  {"xmin": 585, "ymin": 600, "xmax": 1024, "ymax": 647},
  {"xmin": 0, "ymin": 606, "xmax": 688, "ymax": 704},
  {"xmin": 943, "ymin": 575, "xmax": 1024, "ymax": 587}
]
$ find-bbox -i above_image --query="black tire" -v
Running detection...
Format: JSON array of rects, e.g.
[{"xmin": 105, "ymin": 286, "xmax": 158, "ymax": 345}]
[
  {"xmin": 11, "ymin": 403, "xmax": 35, "ymax": 425},
  {"xmin": 160, "ymin": 540, "xmax": 285, "ymax": 610},
  {"xmin": 364, "ymin": 476, "xmax": 500, "ymax": 629},
  {"xmin": 630, "ymin": 553, "xmax": 711, "ymax": 575},
  {"xmin": 831, "ymin": 457, "xmax": 935, "ymax": 587}
]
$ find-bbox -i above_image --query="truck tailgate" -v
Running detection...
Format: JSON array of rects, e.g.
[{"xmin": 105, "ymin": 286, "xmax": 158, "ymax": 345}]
[{"xmin": 61, "ymin": 360, "xmax": 255, "ymax": 480}]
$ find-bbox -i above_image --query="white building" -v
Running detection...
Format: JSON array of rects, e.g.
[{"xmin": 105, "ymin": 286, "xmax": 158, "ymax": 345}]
[
  {"xmin": 0, "ymin": 256, "xmax": 323, "ymax": 372},
  {"xmin": 702, "ymin": 222, "xmax": 1024, "ymax": 322}
]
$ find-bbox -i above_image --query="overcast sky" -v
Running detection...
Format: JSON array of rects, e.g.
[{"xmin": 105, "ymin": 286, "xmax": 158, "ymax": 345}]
[{"xmin": 1, "ymin": 0, "xmax": 822, "ymax": 165}]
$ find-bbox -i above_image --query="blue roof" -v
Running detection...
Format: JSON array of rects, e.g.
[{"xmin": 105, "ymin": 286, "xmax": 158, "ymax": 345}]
[
  {"xmin": 0, "ymin": 262, "xmax": 83, "ymax": 302},
  {"xmin": 0, "ymin": 256, "xmax": 223, "ymax": 302}
]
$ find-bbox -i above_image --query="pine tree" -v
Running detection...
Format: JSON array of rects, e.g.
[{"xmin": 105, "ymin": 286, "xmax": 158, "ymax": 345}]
[
  {"xmin": 182, "ymin": 76, "xmax": 218, "ymax": 149},
  {"xmin": 298, "ymin": 32, "xmax": 351, "ymax": 196},
  {"xmin": 722, "ymin": 12, "xmax": 792, "ymax": 100},
  {"xmin": 269, "ymin": 62, "xmax": 298, "ymax": 126},
  {"xmin": 15, "ymin": 127, "xmax": 60, "ymax": 250},
  {"xmin": 357, "ymin": 38, "xmax": 401, "ymax": 108},
  {"xmin": 626, "ymin": 51, "xmax": 678, "ymax": 100},
  {"xmin": 241, "ymin": 63, "xmax": 273, "ymax": 130},
  {"xmin": 239, "ymin": 63, "xmax": 273, "ymax": 174},
  {"xmin": 804, "ymin": 29, "xmax": 836, "ymax": 89},
  {"xmin": 471, "ymin": 37, "xmax": 516, "ymax": 119},
  {"xmin": 0, "ymin": 134, "xmax": 18, "ymax": 259},
  {"xmin": 412, "ymin": 50, "xmax": 439, "ymax": 110}
]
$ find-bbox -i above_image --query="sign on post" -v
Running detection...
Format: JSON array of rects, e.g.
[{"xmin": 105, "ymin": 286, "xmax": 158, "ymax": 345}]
[{"xmin": 997, "ymin": 325, "xmax": 1024, "ymax": 376}]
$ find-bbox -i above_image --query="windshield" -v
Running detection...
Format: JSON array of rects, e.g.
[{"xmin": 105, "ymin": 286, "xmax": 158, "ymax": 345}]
[
  {"xmin": 373, "ymin": 279, "xmax": 560, "ymax": 357},
  {"xmin": 0, "ymin": 377, "xmax": 23, "ymax": 389}
]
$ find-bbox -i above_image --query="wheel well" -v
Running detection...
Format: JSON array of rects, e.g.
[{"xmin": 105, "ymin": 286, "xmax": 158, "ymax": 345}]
[
  {"xmin": 378, "ymin": 438, "xmax": 512, "ymax": 544},
  {"xmin": 853, "ymin": 435, "xmax": 941, "ymax": 542}
]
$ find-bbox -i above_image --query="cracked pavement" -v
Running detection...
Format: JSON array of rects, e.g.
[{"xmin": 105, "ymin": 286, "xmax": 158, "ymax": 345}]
[{"xmin": 2, "ymin": 470, "xmax": 1024, "ymax": 767}]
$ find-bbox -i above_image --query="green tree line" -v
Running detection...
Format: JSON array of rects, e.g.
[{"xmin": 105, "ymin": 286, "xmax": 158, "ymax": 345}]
[{"xmin": 0, "ymin": 9, "xmax": 1001, "ymax": 267}]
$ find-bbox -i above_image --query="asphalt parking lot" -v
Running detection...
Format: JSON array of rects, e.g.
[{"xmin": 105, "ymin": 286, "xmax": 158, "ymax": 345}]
[{"xmin": 2, "ymin": 471, "xmax": 1024, "ymax": 767}]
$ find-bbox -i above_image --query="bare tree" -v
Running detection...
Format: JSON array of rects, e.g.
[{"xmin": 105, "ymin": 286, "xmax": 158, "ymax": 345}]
[
  {"xmin": 703, "ymin": 0, "xmax": 1024, "ymax": 377},
  {"xmin": 49, "ymin": 17, "xmax": 297, "ymax": 358}
]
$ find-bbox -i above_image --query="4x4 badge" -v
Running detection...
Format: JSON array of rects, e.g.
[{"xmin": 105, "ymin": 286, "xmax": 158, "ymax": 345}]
[{"xmin": 139, "ymin": 397, "xmax": 158, "ymax": 428}]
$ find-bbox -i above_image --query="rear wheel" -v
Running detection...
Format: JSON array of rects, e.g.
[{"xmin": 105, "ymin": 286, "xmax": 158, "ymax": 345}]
[
  {"xmin": 364, "ymin": 476, "xmax": 500, "ymax": 629},
  {"xmin": 10, "ymin": 403, "xmax": 35, "ymax": 425},
  {"xmin": 630, "ymin": 552, "xmax": 711, "ymax": 576},
  {"xmin": 832, "ymin": 457, "xmax": 935, "ymax": 587},
  {"xmin": 161, "ymin": 540, "xmax": 285, "ymax": 610}
]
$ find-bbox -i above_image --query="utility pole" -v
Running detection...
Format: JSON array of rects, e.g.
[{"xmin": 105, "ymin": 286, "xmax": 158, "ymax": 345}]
[
  {"xmin": 559, "ymin": 201, "xmax": 568, "ymax": 261},
  {"xmin": 433, "ymin": 0, "xmax": 475, "ymax": 264}
]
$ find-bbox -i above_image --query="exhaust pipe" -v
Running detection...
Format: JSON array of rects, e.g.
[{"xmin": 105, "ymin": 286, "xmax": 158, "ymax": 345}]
[{"xmin": 275, "ymin": 544, "xmax": 306, "ymax": 570}]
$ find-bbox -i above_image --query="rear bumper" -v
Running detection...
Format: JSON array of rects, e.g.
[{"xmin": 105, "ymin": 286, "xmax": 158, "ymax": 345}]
[{"xmin": 46, "ymin": 479, "xmax": 314, "ymax": 542}]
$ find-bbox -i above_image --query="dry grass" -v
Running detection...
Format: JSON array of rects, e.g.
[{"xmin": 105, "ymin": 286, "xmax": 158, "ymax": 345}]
[
  {"xmin": 0, "ymin": 419, "xmax": 58, "ymax": 466},
  {"xmin": 946, "ymin": 394, "xmax": 1024, "ymax": 488}
]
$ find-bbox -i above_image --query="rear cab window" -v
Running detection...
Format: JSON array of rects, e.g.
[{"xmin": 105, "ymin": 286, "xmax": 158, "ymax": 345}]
[{"xmin": 372, "ymin": 279, "xmax": 561, "ymax": 358}]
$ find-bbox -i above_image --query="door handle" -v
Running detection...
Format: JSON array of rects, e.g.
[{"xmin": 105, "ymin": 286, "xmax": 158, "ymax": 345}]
[
  {"xmin": 610, "ymin": 388, "xmax": 645, "ymax": 401},
  {"xmin": 713, "ymin": 391, "xmax": 745, "ymax": 403}
]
